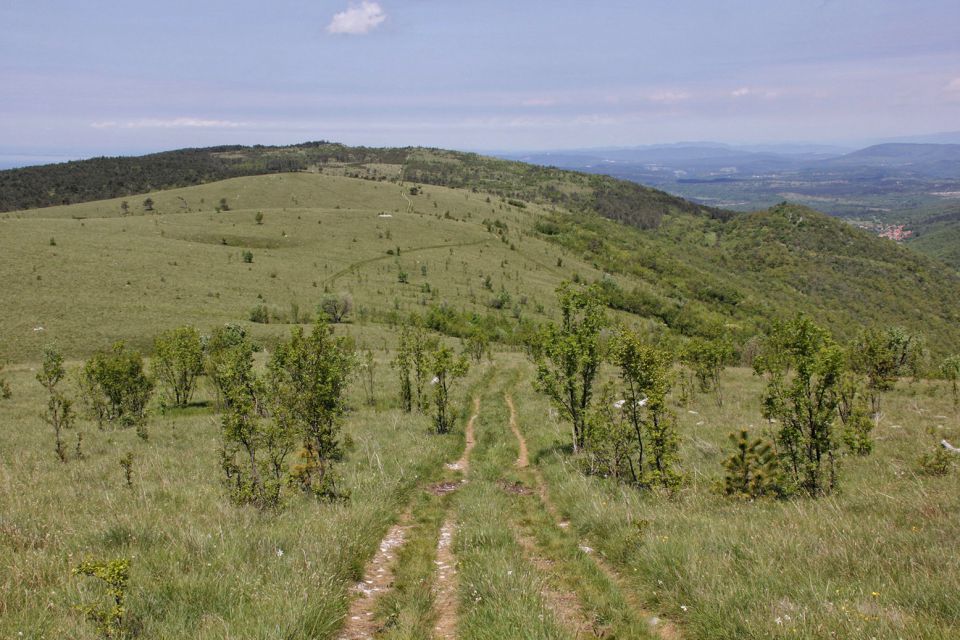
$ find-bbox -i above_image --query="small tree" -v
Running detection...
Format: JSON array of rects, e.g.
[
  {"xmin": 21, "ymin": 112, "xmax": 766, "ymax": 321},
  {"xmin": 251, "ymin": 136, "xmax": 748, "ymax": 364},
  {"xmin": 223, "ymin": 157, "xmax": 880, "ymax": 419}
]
[
  {"xmin": 681, "ymin": 337, "xmax": 733, "ymax": 407},
  {"xmin": 242, "ymin": 250, "xmax": 254, "ymax": 264},
  {"xmin": 720, "ymin": 430, "xmax": 781, "ymax": 498},
  {"xmin": 254, "ymin": 211, "xmax": 264, "ymax": 225},
  {"xmin": 120, "ymin": 200, "xmax": 129, "ymax": 216},
  {"xmin": 850, "ymin": 327, "xmax": 923, "ymax": 418},
  {"xmin": 531, "ymin": 282, "xmax": 608, "ymax": 452},
  {"xmin": 834, "ymin": 370, "xmax": 874, "ymax": 455},
  {"xmin": 582, "ymin": 382, "xmax": 636, "ymax": 481},
  {"xmin": 464, "ymin": 329, "xmax": 491, "ymax": 363},
  {"xmin": 407, "ymin": 324, "xmax": 437, "ymax": 412},
  {"xmin": 73, "ymin": 558, "xmax": 130, "ymax": 638},
  {"xmin": 205, "ymin": 324, "xmax": 249, "ymax": 409},
  {"xmin": 217, "ymin": 335, "xmax": 289, "ymax": 509},
  {"xmin": 38, "ymin": 345, "xmax": 74, "ymax": 462},
  {"xmin": 80, "ymin": 342, "xmax": 153, "ymax": 428},
  {"xmin": 610, "ymin": 329, "xmax": 681, "ymax": 488},
  {"xmin": 219, "ymin": 197, "xmax": 230, "ymax": 211},
  {"xmin": 358, "ymin": 348, "xmax": 377, "ymax": 407},
  {"xmin": 268, "ymin": 318, "xmax": 354, "ymax": 499},
  {"xmin": 755, "ymin": 315, "xmax": 844, "ymax": 497},
  {"xmin": 429, "ymin": 345, "xmax": 469, "ymax": 434},
  {"xmin": 392, "ymin": 326, "xmax": 414, "ymax": 412},
  {"xmin": 142, "ymin": 197, "xmax": 154, "ymax": 212},
  {"xmin": 941, "ymin": 355, "xmax": 960, "ymax": 407},
  {"xmin": 319, "ymin": 293, "xmax": 353, "ymax": 323},
  {"xmin": 153, "ymin": 326, "xmax": 204, "ymax": 407}
]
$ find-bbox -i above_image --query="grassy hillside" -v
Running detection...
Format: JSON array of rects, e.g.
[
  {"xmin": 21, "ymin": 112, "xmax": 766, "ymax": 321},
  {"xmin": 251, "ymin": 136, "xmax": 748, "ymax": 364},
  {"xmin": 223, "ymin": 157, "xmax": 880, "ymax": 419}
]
[{"xmin": 3, "ymin": 167, "xmax": 959, "ymax": 362}]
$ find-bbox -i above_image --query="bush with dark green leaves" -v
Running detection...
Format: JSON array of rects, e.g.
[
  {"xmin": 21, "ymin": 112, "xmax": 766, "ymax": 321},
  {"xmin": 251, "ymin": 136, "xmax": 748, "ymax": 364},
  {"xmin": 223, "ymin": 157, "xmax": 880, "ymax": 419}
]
[
  {"xmin": 721, "ymin": 430, "xmax": 782, "ymax": 499},
  {"xmin": 79, "ymin": 342, "xmax": 153, "ymax": 428},
  {"xmin": 153, "ymin": 326, "xmax": 204, "ymax": 407}
]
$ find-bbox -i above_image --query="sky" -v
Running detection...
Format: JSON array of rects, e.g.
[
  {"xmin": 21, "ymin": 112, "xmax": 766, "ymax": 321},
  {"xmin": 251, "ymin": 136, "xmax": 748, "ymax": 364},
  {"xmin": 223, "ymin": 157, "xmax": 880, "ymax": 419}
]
[{"xmin": 2, "ymin": 0, "xmax": 960, "ymax": 163}]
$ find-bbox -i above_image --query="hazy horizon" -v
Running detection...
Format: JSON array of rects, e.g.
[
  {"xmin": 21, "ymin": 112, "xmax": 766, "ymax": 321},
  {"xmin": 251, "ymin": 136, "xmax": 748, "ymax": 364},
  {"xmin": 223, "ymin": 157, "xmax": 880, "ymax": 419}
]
[{"xmin": 3, "ymin": 1, "xmax": 959, "ymax": 165}]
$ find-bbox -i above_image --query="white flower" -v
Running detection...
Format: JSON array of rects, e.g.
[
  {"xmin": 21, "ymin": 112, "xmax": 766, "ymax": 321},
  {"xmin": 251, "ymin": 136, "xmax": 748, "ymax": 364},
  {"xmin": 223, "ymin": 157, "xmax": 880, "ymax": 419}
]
[
  {"xmin": 430, "ymin": 376, "xmax": 440, "ymax": 385},
  {"xmin": 680, "ymin": 605, "xmax": 688, "ymax": 612},
  {"xmin": 276, "ymin": 548, "xmax": 284, "ymax": 558},
  {"xmin": 775, "ymin": 617, "xmax": 783, "ymax": 626},
  {"xmin": 613, "ymin": 399, "xmax": 626, "ymax": 409},
  {"xmin": 637, "ymin": 397, "xmax": 648, "ymax": 407}
]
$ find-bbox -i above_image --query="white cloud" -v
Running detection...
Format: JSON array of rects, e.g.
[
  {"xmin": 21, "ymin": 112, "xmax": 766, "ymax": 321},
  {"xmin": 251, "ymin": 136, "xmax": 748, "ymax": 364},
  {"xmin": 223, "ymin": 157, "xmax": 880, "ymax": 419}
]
[
  {"xmin": 648, "ymin": 90, "xmax": 691, "ymax": 104},
  {"xmin": 731, "ymin": 87, "xmax": 751, "ymax": 97},
  {"xmin": 327, "ymin": 2, "xmax": 386, "ymax": 35},
  {"xmin": 946, "ymin": 77, "xmax": 960, "ymax": 92},
  {"xmin": 90, "ymin": 118, "xmax": 245, "ymax": 129}
]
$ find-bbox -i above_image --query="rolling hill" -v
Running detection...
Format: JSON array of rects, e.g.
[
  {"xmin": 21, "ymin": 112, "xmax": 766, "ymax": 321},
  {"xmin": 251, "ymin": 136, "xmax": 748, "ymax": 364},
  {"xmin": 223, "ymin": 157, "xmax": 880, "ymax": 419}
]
[{"xmin": 1, "ymin": 143, "xmax": 958, "ymax": 363}]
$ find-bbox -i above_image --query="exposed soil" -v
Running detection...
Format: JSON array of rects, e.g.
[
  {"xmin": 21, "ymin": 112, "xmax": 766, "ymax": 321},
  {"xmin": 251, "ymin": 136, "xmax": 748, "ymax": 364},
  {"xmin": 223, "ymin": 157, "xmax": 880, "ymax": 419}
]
[
  {"xmin": 445, "ymin": 396, "xmax": 480, "ymax": 474},
  {"xmin": 432, "ymin": 519, "xmax": 460, "ymax": 639},
  {"xmin": 427, "ymin": 481, "xmax": 463, "ymax": 496},
  {"xmin": 497, "ymin": 479, "xmax": 533, "ymax": 495},
  {"xmin": 505, "ymin": 394, "xmax": 529, "ymax": 468},
  {"xmin": 336, "ymin": 513, "xmax": 411, "ymax": 640}
]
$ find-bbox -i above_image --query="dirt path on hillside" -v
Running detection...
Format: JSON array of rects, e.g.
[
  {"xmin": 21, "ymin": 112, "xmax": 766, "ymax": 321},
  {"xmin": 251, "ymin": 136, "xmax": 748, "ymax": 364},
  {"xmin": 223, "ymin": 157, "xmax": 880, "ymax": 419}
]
[
  {"xmin": 507, "ymin": 395, "xmax": 682, "ymax": 640},
  {"xmin": 505, "ymin": 394, "xmax": 529, "ymax": 468},
  {"xmin": 336, "ymin": 512, "xmax": 412, "ymax": 640},
  {"xmin": 432, "ymin": 396, "xmax": 480, "ymax": 639}
]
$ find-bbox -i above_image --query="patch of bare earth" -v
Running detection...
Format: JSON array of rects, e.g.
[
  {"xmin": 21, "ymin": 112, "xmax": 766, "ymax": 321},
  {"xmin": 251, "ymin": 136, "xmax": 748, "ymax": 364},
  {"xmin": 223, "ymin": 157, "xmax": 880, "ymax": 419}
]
[
  {"xmin": 445, "ymin": 396, "xmax": 480, "ymax": 474},
  {"xmin": 432, "ymin": 519, "xmax": 459, "ymax": 639},
  {"xmin": 336, "ymin": 512, "xmax": 412, "ymax": 640}
]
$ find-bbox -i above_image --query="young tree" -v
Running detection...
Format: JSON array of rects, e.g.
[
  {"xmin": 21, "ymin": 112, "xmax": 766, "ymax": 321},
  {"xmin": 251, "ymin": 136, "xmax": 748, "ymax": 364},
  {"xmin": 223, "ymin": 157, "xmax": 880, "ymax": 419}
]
[
  {"xmin": 531, "ymin": 282, "xmax": 608, "ymax": 452},
  {"xmin": 681, "ymin": 336, "xmax": 733, "ymax": 407},
  {"xmin": 205, "ymin": 324, "xmax": 249, "ymax": 409},
  {"xmin": 254, "ymin": 211, "xmax": 264, "ymax": 225},
  {"xmin": 72, "ymin": 558, "xmax": 130, "ymax": 638},
  {"xmin": 217, "ymin": 335, "xmax": 290, "ymax": 509},
  {"xmin": 610, "ymin": 329, "xmax": 681, "ymax": 488},
  {"xmin": 582, "ymin": 382, "xmax": 636, "ymax": 480},
  {"xmin": 80, "ymin": 342, "xmax": 153, "ymax": 428},
  {"xmin": 833, "ymin": 370, "xmax": 874, "ymax": 455},
  {"xmin": 38, "ymin": 345, "xmax": 74, "ymax": 462},
  {"xmin": 941, "ymin": 354, "xmax": 960, "ymax": 407},
  {"xmin": 319, "ymin": 293, "xmax": 353, "ymax": 323},
  {"xmin": 409, "ymin": 324, "xmax": 437, "ymax": 412},
  {"xmin": 464, "ymin": 329, "xmax": 491, "ymax": 363},
  {"xmin": 392, "ymin": 326, "xmax": 414, "ymax": 412},
  {"xmin": 720, "ymin": 430, "xmax": 781, "ymax": 499},
  {"xmin": 268, "ymin": 318, "xmax": 354, "ymax": 499},
  {"xmin": 142, "ymin": 197, "xmax": 154, "ymax": 212},
  {"xmin": 850, "ymin": 326, "xmax": 923, "ymax": 417},
  {"xmin": 120, "ymin": 200, "xmax": 129, "ymax": 215},
  {"xmin": 358, "ymin": 348, "xmax": 377, "ymax": 407},
  {"xmin": 429, "ymin": 345, "xmax": 469, "ymax": 434},
  {"xmin": 153, "ymin": 326, "xmax": 204, "ymax": 407},
  {"xmin": 755, "ymin": 315, "xmax": 844, "ymax": 497}
]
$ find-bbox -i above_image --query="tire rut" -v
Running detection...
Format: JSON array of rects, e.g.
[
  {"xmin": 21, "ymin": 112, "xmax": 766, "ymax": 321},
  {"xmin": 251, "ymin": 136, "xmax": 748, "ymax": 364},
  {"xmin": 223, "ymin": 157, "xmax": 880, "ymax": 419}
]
[
  {"xmin": 506, "ymin": 393, "xmax": 682, "ymax": 640},
  {"xmin": 432, "ymin": 396, "xmax": 480, "ymax": 639}
]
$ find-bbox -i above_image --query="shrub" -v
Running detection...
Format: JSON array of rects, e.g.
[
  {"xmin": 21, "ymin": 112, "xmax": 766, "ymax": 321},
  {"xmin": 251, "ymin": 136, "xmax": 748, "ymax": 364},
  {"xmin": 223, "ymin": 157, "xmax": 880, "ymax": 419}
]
[
  {"xmin": 429, "ymin": 345, "xmax": 469, "ymax": 434},
  {"xmin": 73, "ymin": 558, "xmax": 130, "ymax": 638},
  {"xmin": 918, "ymin": 445, "xmax": 954, "ymax": 476},
  {"xmin": 153, "ymin": 326, "xmax": 204, "ymax": 407},
  {"xmin": 242, "ymin": 250, "xmax": 254, "ymax": 264},
  {"xmin": 319, "ymin": 293, "xmax": 353, "ymax": 323},
  {"xmin": 80, "ymin": 342, "xmax": 153, "ymax": 428},
  {"xmin": 249, "ymin": 304, "xmax": 270, "ymax": 324},
  {"xmin": 37, "ymin": 345, "xmax": 74, "ymax": 462},
  {"xmin": 205, "ymin": 324, "xmax": 250, "ymax": 408},
  {"xmin": 755, "ymin": 315, "xmax": 844, "ymax": 497},
  {"xmin": 0, "ymin": 362, "xmax": 10, "ymax": 400}
]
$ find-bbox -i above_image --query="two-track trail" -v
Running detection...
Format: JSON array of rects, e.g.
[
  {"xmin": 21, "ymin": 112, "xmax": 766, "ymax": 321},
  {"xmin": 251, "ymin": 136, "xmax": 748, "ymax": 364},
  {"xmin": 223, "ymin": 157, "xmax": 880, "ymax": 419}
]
[
  {"xmin": 335, "ymin": 397, "xmax": 479, "ymax": 640},
  {"xmin": 505, "ymin": 392, "xmax": 683, "ymax": 640},
  {"xmin": 432, "ymin": 396, "xmax": 480, "ymax": 639},
  {"xmin": 336, "ymin": 512, "xmax": 413, "ymax": 640}
]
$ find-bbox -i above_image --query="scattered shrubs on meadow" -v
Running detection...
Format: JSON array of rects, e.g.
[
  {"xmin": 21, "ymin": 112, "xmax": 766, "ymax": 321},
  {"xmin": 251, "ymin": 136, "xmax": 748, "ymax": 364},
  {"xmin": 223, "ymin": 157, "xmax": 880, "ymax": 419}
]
[
  {"xmin": 917, "ymin": 445, "xmax": 955, "ymax": 476},
  {"xmin": 72, "ymin": 558, "xmax": 130, "ymax": 639},
  {"xmin": 429, "ymin": 345, "xmax": 469, "ymax": 434},
  {"xmin": 37, "ymin": 345, "xmax": 75, "ymax": 462},
  {"xmin": 153, "ymin": 326, "xmax": 204, "ymax": 407},
  {"xmin": 79, "ymin": 342, "xmax": 153, "ymax": 429}
]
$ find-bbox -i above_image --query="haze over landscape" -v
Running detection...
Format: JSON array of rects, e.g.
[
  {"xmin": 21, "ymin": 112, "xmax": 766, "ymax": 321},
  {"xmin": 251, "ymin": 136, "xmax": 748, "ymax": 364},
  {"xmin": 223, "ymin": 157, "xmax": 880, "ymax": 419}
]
[{"xmin": 2, "ymin": 3, "xmax": 959, "ymax": 640}]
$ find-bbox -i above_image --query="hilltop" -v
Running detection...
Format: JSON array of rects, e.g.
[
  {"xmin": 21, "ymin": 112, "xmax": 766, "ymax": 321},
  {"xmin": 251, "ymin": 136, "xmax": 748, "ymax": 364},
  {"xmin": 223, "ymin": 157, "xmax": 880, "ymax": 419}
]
[{"xmin": 1, "ymin": 143, "xmax": 958, "ymax": 362}]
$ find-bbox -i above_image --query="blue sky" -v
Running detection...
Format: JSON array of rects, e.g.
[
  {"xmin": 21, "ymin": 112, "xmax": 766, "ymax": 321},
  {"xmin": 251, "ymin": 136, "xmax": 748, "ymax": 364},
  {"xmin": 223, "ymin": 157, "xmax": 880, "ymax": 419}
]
[{"xmin": 2, "ymin": 0, "xmax": 959, "ymax": 162}]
